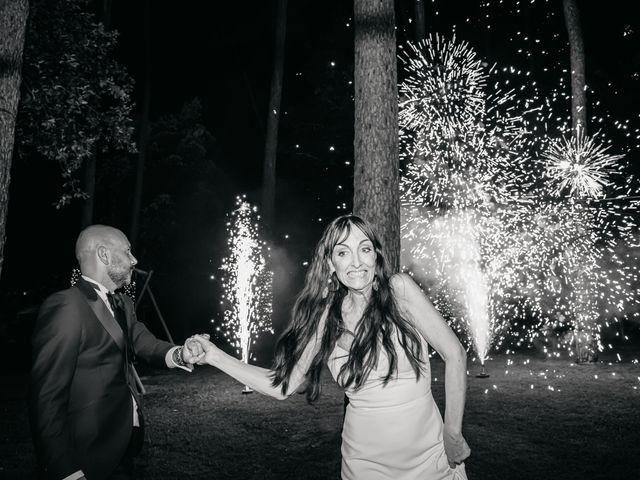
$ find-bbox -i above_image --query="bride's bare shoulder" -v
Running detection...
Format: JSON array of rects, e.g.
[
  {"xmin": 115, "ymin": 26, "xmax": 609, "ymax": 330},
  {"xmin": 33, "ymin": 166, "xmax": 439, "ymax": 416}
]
[{"xmin": 390, "ymin": 272, "xmax": 419, "ymax": 297}]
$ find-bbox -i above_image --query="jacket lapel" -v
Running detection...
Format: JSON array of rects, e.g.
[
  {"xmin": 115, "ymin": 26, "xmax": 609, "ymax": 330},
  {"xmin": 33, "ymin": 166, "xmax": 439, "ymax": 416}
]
[{"xmin": 75, "ymin": 277, "xmax": 126, "ymax": 353}]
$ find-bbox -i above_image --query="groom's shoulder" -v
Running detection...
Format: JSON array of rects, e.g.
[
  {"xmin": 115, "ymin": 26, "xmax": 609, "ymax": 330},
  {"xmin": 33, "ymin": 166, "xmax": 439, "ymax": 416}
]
[{"xmin": 39, "ymin": 284, "xmax": 85, "ymax": 312}]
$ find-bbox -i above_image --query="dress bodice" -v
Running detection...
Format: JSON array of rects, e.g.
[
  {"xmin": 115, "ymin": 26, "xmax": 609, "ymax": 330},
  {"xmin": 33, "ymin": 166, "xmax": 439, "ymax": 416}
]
[{"xmin": 327, "ymin": 336, "xmax": 432, "ymax": 410}]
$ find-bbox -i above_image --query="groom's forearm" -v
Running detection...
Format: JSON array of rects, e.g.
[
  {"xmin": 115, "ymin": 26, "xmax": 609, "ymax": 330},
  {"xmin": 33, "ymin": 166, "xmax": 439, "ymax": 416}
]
[{"xmin": 215, "ymin": 351, "xmax": 288, "ymax": 400}]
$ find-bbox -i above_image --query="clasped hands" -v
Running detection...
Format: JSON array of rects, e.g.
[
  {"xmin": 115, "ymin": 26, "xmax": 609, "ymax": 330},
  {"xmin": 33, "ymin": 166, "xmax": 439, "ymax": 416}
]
[{"xmin": 180, "ymin": 333, "xmax": 221, "ymax": 366}]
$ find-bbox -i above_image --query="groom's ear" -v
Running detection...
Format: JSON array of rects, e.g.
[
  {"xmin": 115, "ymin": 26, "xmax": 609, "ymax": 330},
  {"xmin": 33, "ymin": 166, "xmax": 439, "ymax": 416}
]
[{"xmin": 97, "ymin": 245, "xmax": 110, "ymax": 265}]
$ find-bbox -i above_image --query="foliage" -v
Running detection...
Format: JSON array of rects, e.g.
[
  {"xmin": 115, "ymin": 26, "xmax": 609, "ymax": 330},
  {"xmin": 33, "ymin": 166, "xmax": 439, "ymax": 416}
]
[
  {"xmin": 139, "ymin": 98, "xmax": 230, "ymax": 269},
  {"xmin": 15, "ymin": 0, "xmax": 136, "ymax": 208}
]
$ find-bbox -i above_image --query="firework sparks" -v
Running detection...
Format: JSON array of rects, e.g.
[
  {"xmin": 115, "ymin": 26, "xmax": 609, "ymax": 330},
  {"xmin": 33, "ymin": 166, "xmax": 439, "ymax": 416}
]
[
  {"xmin": 399, "ymin": 33, "xmax": 640, "ymax": 364},
  {"xmin": 398, "ymin": 34, "xmax": 486, "ymax": 136},
  {"xmin": 219, "ymin": 196, "xmax": 273, "ymax": 367},
  {"xmin": 543, "ymin": 131, "xmax": 624, "ymax": 198},
  {"xmin": 399, "ymin": 34, "xmax": 530, "ymax": 363}
]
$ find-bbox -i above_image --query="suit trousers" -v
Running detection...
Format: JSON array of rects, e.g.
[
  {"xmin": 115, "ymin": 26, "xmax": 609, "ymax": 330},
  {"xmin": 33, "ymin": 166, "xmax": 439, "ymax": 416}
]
[{"xmin": 108, "ymin": 425, "xmax": 143, "ymax": 480}]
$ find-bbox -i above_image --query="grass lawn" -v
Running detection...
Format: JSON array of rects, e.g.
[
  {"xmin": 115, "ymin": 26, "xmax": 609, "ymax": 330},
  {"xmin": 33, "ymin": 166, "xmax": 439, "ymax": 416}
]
[{"xmin": 1, "ymin": 350, "xmax": 639, "ymax": 479}]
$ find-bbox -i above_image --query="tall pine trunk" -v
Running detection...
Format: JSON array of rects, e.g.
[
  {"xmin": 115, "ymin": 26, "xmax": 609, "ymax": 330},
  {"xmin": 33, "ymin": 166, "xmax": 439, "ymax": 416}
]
[
  {"xmin": 80, "ymin": 149, "xmax": 97, "ymax": 228},
  {"xmin": 0, "ymin": 0, "xmax": 29, "ymax": 280},
  {"xmin": 563, "ymin": 0, "xmax": 596, "ymax": 362},
  {"xmin": 130, "ymin": 0, "xmax": 151, "ymax": 250},
  {"xmin": 261, "ymin": 0, "xmax": 287, "ymax": 229},
  {"xmin": 562, "ymin": 0, "xmax": 587, "ymax": 136},
  {"xmin": 353, "ymin": 0, "xmax": 401, "ymax": 272},
  {"xmin": 80, "ymin": 0, "xmax": 112, "ymax": 228},
  {"xmin": 413, "ymin": 0, "xmax": 426, "ymax": 42},
  {"xmin": 101, "ymin": 0, "xmax": 112, "ymax": 27}
]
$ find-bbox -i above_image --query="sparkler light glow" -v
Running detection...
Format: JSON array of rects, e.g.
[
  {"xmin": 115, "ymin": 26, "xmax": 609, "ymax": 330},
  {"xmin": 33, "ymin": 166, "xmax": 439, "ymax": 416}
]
[
  {"xmin": 399, "ymin": 34, "xmax": 528, "ymax": 364},
  {"xmin": 399, "ymin": 33, "xmax": 640, "ymax": 365},
  {"xmin": 219, "ymin": 196, "xmax": 273, "ymax": 373}
]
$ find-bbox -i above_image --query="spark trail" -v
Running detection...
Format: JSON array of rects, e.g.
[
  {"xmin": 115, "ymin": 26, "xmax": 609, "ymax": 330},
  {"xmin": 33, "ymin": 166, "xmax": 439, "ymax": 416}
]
[{"xmin": 219, "ymin": 196, "xmax": 273, "ymax": 366}]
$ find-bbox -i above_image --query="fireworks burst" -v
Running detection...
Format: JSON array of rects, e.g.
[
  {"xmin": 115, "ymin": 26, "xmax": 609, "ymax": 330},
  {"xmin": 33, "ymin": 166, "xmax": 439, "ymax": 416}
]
[
  {"xmin": 219, "ymin": 196, "xmax": 273, "ymax": 365},
  {"xmin": 543, "ymin": 131, "xmax": 624, "ymax": 198},
  {"xmin": 399, "ymin": 33, "xmax": 640, "ymax": 364},
  {"xmin": 398, "ymin": 34, "xmax": 486, "ymax": 136},
  {"xmin": 399, "ymin": 34, "xmax": 532, "ymax": 363}
]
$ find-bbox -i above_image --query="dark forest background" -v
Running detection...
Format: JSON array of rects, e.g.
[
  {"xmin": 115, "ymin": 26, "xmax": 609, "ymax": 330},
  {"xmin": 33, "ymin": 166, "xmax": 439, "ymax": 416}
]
[{"xmin": 1, "ymin": 0, "xmax": 638, "ymax": 361}]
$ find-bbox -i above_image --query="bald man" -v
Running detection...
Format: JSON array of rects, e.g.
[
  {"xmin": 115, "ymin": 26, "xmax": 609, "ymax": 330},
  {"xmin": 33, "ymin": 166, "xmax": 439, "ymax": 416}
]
[{"xmin": 29, "ymin": 225, "xmax": 205, "ymax": 480}]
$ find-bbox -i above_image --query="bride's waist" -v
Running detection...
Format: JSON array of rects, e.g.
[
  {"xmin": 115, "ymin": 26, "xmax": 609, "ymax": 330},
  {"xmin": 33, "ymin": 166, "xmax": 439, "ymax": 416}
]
[{"xmin": 345, "ymin": 376, "xmax": 431, "ymax": 410}]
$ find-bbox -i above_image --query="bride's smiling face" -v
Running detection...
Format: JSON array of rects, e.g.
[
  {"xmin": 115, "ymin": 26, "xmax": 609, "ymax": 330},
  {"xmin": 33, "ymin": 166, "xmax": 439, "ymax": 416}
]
[{"xmin": 329, "ymin": 225, "xmax": 377, "ymax": 292}]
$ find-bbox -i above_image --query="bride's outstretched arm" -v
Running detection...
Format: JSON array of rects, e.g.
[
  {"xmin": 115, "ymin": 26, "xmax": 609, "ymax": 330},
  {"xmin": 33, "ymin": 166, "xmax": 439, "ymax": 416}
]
[{"xmin": 192, "ymin": 331, "xmax": 320, "ymax": 400}]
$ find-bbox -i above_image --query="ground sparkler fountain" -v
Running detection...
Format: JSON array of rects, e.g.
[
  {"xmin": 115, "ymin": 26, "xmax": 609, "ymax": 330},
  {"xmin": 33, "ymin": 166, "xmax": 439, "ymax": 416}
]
[
  {"xmin": 403, "ymin": 211, "xmax": 497, "ymax": 376},
  {"xmin": 219, "ymin": 196, "xmax": 273, "ymax": 393},
  {"xmin": 462, "ymin": 263, "xmax": 492, "ymax": 378}
]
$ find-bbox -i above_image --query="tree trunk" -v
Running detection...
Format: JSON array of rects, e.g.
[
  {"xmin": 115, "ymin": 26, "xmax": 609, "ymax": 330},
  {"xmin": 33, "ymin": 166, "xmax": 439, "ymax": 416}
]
[
  {"xmin": 0, "ymin": 0, "xmax": 29, "ymax": 280},
  {"xmin": 562, "ymin": 0, "xmax": 587, "ymax": 136},
  {"xmin": 80, "ymin": 149, "xmax": 96, "ymax": 228},
  {"xmin": 261, "ymin": 0, "xmax": 287, "ymax": 229},
  {"xmin": 80, "ymin": 0, "xmax": 112, "ymax": 228},
  {"xmin": 564, "ymin": 0, "xmax": 597, "ymax": 362},
  {"xmin": 353, "ymin": 0, "xmax": 401, "ymax": 272},
  {"xmin": 413, "ymin": 0, "xmax": 426, "ymax": 42},
  {"xmin": 129, "ymin": 0, "xmax": 151, "ymax": 250},
  {"xmin": 102, "ymin": 0, "xmax": 112, "ymax": 29}
]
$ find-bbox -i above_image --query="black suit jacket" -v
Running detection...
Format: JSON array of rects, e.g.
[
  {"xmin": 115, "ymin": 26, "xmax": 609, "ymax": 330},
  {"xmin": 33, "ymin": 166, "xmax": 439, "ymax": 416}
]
[{"xmin": 29, "ymin": 277, "xmax": 175, "ymax": 480}]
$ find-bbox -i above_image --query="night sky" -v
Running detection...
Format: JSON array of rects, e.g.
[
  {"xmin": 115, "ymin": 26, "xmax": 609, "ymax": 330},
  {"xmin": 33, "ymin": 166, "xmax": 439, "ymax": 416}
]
[{"xmin": 1, "ymin": 0, "xmax": 638, "ymax": 351}]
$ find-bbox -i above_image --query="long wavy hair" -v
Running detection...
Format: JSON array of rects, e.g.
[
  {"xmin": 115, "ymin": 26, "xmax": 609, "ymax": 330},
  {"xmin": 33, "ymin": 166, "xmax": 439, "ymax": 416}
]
[{"xmin": 271, "ymin": 215, "xmax": 425, "ymax": 403}]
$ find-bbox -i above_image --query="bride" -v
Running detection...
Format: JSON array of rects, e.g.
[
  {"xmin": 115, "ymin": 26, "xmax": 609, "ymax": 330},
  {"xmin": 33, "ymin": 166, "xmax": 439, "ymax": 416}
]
[{"xmin": 194, "ymin": 215, "xmax": 470, "ymax": 479}]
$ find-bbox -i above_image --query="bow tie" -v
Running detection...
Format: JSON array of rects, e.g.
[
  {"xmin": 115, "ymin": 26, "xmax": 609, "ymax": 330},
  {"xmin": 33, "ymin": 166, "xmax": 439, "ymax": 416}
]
[
  {"xmin": 86, "ymin": 280, "xmax": 128, "ymax": 333},
  {"xmin": 86, "ymin": 280, "xmax": 125, "ymax": 313},
  {"xmin": 106, "ymin": 292, "xmax": 125, "ymax": 314},
  {"xmin": 106, "ymin": 292, "xmax": 129, "ymax": 337}
]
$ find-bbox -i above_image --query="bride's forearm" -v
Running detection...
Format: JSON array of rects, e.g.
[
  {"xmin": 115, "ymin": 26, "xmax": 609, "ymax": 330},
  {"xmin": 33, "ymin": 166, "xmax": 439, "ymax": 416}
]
[
  {"xmin": 443, "ymin": 346, "xmax": 467, "ymax": 433},
  {"xmin": 211, "ymin": 351, "xmax": 288, "ymax": 400}
]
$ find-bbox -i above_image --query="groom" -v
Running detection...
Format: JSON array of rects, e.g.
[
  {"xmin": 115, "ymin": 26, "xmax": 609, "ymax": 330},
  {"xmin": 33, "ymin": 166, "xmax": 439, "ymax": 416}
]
[{"xmin": 29, "ymin": 225, "xmax": 205, "ymax": 480}]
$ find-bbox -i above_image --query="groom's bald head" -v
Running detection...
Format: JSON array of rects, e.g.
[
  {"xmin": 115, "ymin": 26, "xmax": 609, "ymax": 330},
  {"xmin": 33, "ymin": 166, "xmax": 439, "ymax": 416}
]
[{"xmin": 75, "ymin": 225, "xmax": 124, "ymax": 265}]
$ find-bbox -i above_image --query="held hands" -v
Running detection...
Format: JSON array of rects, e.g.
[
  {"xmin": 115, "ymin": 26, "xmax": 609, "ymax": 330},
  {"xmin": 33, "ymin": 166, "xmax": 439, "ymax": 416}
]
[
  {"xmin": 182, "ymin": 333, "xmax": 223, "ymax": 366},
  {"xmin": 443, "ymin": 427, "xmax": 471, "ymax": 469},
  {"xmin": 190, "ymin": 334, "xmax": 224, "ymax": 365},
  {"xmin": 181, "ymin": 334, "xmax": 210, "ymax": 365}
]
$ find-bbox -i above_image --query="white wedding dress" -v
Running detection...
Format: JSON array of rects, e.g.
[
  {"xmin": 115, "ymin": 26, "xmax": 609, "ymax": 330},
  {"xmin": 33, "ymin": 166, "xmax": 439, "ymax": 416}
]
[{"xmin": 327, "ymin": 337, "xmax": 468, "ymax": 480}]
